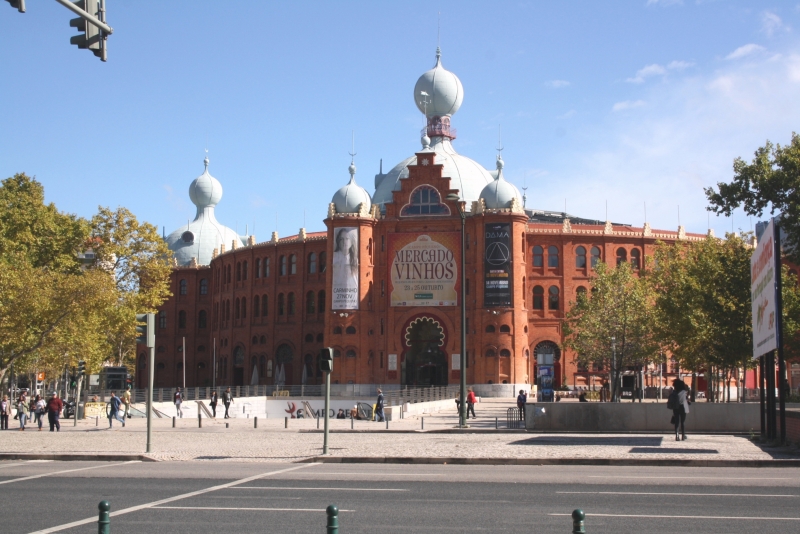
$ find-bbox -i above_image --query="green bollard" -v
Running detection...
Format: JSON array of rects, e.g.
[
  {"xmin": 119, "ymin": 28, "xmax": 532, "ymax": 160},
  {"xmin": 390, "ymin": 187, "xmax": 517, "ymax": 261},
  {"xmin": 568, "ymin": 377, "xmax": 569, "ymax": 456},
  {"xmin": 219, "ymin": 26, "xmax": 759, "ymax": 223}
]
[
  {"xmin": 97, "ymin": 500, "xmax": 110, "ymax": 534},
  {"xmin": 572, "ymin": 509, "xmax": 586, "ymax": 533},
  {"xmin": 326, "ymin": 504, "xmax": 339, "ymax": 534}
]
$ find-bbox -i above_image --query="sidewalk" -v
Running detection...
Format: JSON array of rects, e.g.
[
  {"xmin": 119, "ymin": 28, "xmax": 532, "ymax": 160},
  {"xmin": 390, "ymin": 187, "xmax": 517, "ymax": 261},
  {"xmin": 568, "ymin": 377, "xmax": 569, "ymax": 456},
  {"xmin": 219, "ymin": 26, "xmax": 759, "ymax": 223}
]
[{"xmin": 0, "ymin": 399, "xmax": 795, "ymax": 464}]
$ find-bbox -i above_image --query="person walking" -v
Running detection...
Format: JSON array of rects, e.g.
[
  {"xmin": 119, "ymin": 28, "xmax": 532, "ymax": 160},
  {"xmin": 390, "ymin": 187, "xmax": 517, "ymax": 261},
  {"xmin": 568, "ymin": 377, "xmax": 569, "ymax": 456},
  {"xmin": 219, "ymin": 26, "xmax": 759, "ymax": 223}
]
[
  {"xmin": 222, "ymin": 387, "xmax": 233, "ymax": 419},
  {"xmin": 517, "ymin": 389, "xmax": 527, "ymax": 421},
  {"xmin": 122, "ymin": 386, "xmax": 132, "ymax": 419},
  {"xmin": 108, "ymin": 391, "xmax": 125, "ymax": 429},
  {"xmin": 46, "ymin": 393, "xmax": 63, "ymax": 432},
  {"xmin": 34, "ymin": 395, "xmax": 46, "ymax": 431},
  {"xmin": 1, "ymin": 394, "xmax": 11, "ymax": 430},
  {"xmin": 174, "ymin": 387, "xmax": 184, "ymax": 418},
  {"xmin": 374, "ymin": 388, "xmax": 385, "ymax": 422},
  {"xmin": 17, "ymin": 395, "xmax": 29, "ymax": 431},
  {"xmin": 209, "ymin": 390, "xmax": 218, "ymax": 418},
  {"xmin": 466, "ymin": 388, "xmax": 477, "ymax": 419},
  {"xmin": 670, "ymin": 379, "xmax": 691, "ymax": 441}
]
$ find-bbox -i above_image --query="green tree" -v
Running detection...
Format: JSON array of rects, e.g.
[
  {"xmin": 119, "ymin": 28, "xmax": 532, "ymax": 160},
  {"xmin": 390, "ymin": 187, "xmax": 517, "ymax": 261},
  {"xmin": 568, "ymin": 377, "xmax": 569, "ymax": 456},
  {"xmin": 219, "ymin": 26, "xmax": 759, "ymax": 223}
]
[
  {"xmin": 563, "ymin": 262, "xmax": 659, "ymax": 401},
  {"xmin": 781, "ymin": 266, "xmax": 800, "ymax": 363},
  {"xmin": 705, "ymin": 133, "xmax": 800, "ymax": 264}
]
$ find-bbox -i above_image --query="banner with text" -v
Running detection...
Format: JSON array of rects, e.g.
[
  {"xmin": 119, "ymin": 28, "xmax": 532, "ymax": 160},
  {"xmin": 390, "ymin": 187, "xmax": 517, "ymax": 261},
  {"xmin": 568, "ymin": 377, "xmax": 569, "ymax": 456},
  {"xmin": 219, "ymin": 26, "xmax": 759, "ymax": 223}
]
[
  {"xmin": 484, "ymin": 223, "xmax": 513, "ymax": 307},
  {"xmin": 332, "ymin": 227, "xmax": 359, "ymax": 310},
  {"xmin": 751, "ymin": 218, "xmax": 778, "ymax": 359},
  {"xmin": 388, "ymin": 232, "xmax": 460, "ymax": 307}
]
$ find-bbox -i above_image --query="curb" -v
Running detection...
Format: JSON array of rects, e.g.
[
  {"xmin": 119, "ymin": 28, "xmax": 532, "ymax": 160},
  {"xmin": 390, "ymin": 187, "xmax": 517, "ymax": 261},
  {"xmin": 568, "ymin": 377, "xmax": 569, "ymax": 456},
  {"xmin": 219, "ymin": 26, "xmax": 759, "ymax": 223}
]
[
  {"xmin": 303, "ymin": 456, "xmax": 800, "ymax": 468},
  {"xmin": 0, "ymin": 453, "xmax": 158, "ymax": 462}
]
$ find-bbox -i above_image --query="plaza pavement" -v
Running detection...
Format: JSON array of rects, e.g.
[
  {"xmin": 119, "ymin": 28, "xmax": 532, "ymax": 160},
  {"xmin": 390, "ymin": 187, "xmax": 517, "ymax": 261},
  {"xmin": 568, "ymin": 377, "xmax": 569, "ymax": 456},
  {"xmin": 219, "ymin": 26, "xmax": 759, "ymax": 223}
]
[{"xmin": 1, "ymin": 398, "xmax": 796, "ymax": 465}]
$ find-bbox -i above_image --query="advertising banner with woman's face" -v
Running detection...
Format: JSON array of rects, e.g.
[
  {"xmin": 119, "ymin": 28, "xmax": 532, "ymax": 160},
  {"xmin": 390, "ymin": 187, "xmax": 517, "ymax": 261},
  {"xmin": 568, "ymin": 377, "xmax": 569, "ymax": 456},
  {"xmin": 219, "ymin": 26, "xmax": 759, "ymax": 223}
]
[
  {"xmin": 332, "ymin": 227, "xmax": 359, "ymax": 310},
  {"xmin": 388, "ymin": 232, "xmax": 460, "ymax": 307}
]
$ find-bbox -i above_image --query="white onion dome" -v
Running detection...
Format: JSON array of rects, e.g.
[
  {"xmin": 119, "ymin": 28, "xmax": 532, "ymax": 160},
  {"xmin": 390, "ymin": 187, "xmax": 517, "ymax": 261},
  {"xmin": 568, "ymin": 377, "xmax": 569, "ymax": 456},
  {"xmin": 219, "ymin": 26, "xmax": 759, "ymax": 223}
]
[
  {"xmin": 480, "ymin": 155, "xmax": 523, "ymax": 209},
  {"xmin": 414, "ymin": 47, "xmax": 463, "ymax": 117},
  {"xmin": 189, "ymin": 156, "xmax": 223, "ymax": 207},
  {"xmin": 332, "ymin": 161, "xmax": 371, "ymax": 214}
]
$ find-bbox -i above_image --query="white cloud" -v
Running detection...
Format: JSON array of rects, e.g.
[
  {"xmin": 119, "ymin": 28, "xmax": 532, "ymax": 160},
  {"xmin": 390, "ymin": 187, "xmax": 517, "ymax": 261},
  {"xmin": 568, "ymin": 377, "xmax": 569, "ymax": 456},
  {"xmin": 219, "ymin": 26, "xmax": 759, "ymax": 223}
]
[
  {"xmin": 725, "ymin": 43, "xmax": 766, "ymax": 60},
  {"xmin": 546, "ymin": 80, "xmax": 571, "ymax": 88},
  {"xmin": 667, "ymin": 60, "xmax": 693, "ymax": 71},
  {"xmin": 557, "ymin": 109, "xmax": 577, "ymax": 119},
  {"xmin": 761, "ymin": 11, "xmax": 786, "ymax": 37},
  {"xmin": 612, "ymin": 100, "xmax": 646, "ymax": 112},
  {"xmin": 626, "ymin": 60, "xmax": 694, "ymax": 83}
]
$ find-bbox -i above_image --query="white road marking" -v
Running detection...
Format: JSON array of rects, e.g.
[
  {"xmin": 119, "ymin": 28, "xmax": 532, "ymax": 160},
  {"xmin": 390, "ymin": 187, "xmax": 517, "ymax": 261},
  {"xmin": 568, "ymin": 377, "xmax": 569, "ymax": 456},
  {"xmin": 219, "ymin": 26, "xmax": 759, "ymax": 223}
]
[
  {"xmin": 587, "ymin": 476, "xmax": 792, "ymax": 480},
  {"xmin": 0, "ymin": 462, "xmax": 28, "ymax": 470},
  {"xmin": 234, "ymin": 486, "xmax": 407, "ymax": 491},
  {"xmin": 30, "ymin": 463, "xmax": 319, "ymax": 534},
  {"xmin": 550, "ymin": 513, "xmax": 800, "ymax": 521},
  {"xmin": 0, "ymin": 461, "xmax": 137, "ymax": 486},
  {"xmin": 557, "ymin": 491, "xmax": 797, "ymax": 497},
  {"xmin": 296, "ymin": 472, "xmax": 442, "ymax": 476},
  {"xmin": 152, "ymin": 506, "xmax": 354, "ymax": 512}
]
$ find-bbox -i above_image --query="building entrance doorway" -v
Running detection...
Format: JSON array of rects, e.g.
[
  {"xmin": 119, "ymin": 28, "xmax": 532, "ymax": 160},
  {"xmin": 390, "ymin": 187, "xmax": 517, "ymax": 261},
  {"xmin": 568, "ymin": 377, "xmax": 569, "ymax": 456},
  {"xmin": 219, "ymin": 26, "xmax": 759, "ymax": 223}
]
[{"xmin": 402, "ymin": 316, "xmax": 448, "ymax": 387}]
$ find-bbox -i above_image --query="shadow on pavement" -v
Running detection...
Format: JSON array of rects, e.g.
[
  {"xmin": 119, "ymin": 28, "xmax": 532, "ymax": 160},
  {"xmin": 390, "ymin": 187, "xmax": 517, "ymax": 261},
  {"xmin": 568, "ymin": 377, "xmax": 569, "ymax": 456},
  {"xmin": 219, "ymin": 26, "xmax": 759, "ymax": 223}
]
[
  {"xmin": 629, "ymin": 447, "xmax": 719, "ymax": 454},
  {"xmin": 509, "ymin": 436, "xmax": 663, "ymax": 447}
]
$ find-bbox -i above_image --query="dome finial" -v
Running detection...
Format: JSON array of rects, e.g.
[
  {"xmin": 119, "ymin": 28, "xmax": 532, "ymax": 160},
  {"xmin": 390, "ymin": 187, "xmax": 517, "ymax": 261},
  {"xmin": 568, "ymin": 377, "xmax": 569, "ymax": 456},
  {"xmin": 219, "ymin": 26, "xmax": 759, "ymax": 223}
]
[
  {"xmin": 204, "ymin": 148, "xmax": 209, "ymax": 171},
  {"xmin": 348, "ymin": 130, "xmax": 357, "ymax": 181}
]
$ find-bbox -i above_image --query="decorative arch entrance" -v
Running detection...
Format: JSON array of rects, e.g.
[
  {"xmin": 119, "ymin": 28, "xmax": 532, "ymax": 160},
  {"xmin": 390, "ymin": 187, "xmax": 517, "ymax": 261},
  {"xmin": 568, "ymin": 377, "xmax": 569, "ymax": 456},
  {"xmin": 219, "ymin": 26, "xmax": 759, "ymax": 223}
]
[{"xmin": 401, "ymin": 316, "xmax": 448, "ymax": 387}]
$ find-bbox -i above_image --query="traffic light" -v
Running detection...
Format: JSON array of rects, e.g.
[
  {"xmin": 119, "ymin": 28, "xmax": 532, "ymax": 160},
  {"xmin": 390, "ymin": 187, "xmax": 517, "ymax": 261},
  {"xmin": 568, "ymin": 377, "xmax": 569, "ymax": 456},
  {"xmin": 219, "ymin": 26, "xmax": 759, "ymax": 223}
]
[
  {"xmin": 5, "ymin": 0, "xmax": 25, "ymax": 13},
  {"xmin": 318, "ymin": 347, "xmax": 334, "ymax": 373},
  {"xmin": 69, "ymin": 0, "xmax": 101, "ymax": 57},
  {"xmin": 136, "ymin": 313, "xmax": 156, "ymax": 348},
  {"xmin": 78, "ymin": 360, "xmax": 86, "ymax": 378}
]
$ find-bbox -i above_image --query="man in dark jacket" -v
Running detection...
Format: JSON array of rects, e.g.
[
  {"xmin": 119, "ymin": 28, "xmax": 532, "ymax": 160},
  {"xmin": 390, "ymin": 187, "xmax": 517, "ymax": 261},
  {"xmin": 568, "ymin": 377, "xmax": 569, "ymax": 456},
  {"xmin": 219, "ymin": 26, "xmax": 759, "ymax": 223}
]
[
  {"xmin": 108, "ymin": 391, "xmax": 125, "ymax": 428},
  {"xmin": 46, "ymin": 393, "xmax": 63, "ymax": 432},
  {"xmin": 374, "ymin": 389, "xmax": 385, "ymax": 422},
  {"xmin": 671, "ymin": 379, "xmax": 690, "ymax": 441},
  {"xmin": 222, "ymin": 387, "xmax": 234, "ymax": 419}
]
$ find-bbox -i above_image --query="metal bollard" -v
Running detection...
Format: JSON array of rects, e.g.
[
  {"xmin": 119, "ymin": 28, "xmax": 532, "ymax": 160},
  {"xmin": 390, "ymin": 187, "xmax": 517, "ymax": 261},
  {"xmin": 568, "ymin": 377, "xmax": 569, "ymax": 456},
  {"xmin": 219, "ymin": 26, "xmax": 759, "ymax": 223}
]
[
  {"xmin": 96, "ymin": 416, "xmax": 98, "ymax": 427},
  {"xmin": 421, "ymin": 417, "xmax": 424, "ymax": 430},
  {"xmin": 572, "ymin": 509, "xmax": 586, "ymax": 533},
  {"xmin": 198, "ymin": 414, "xmax": 202, "ymax": 428},
  {"xmin": 495, "ymin": 417, "xmax": 498, "ymax": 429},
  {"xmin": 350, "ymin": 416, "xmax": 353, "ymax": 430},
  {"xmin": 285, "ymin": 417, "xmax": 288, "ymax": 429},
  {"xmin": 97, "ymin": 500, "xmax": 110, "ymax": 534},
  {"xmin": 172, "ymin": 416, "xmax": 176, "ymax": 428},
  {"xmin": 254, "ymin": 416, "xmax": 258, "ymax": 429},
  {"xmin": 225, "ymin": 422, "xmax": 229, "ymax": 428},
  {"xmin": 317, "ymin": 417, "xmax": 320, "ymax": 429},
  {"xmin": 326, "ymin": 504, "xmax": 339, "ymax": 534},
  {"xmin": 386, "ymin": 419, "xmax": 389, "ymax": 430}
]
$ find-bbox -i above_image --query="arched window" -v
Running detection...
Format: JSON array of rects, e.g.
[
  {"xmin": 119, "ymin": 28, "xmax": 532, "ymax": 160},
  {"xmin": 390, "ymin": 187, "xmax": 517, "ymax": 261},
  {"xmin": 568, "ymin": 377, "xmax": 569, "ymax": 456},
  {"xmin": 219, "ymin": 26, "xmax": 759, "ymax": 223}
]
[
  {"xmin": 241, "ymin": 297, "xmax": 247, "ymax": 318},
  {"xmin": 236, "ymin": 262, "xmax": 242, "ymax": 281},
  {"xmin": 485, "ymin": 325, "xmax": 496, "ymax": 333},
  {"xmin": 235, "ymin": 298, "xmax": 240, "ymax": 319},
  {"xmin": 533, "ymin": 286, "xmax": 544, "ymax": 310},
  {"xmin": 305, "ymin": 333, "xmax": 314, "ymax": 342},
  {"xmin": 591, "ymin": 246, "xmax": 601, "ymax": 268},
  {"xmin": 198, "ymin": 310, "xmax": 207, "ymax": 329},
  {"xmin": 616, "ymin": 247, "xmax": 627, "ymax": 266},
  {"xmin": 548, "ymin": 286, "xmax": 560, "ymax": 310},
  {"xmin": 346, "ymin": 350, "xmax": 356, "ymax": 358},
  {"xmin": 262, "ymin": 295, "xmax": 268, "ymax": 316},
  {"xmin": 575, "ymin": 246, "xmax": 587, "ymax": 268},
  {"xmin": 179, "ymin": 279, "xmax": 187, "ymax": 295},
  {"xmin": 280, "ymin": 256, "xmax": 287, "ymax": 276},
  {"xmin": 318, "ymin": 290, "xmax": 325, "ymax": 313},
  {"xmin": 500, "ymin": 325, "xmax": 511, "ymax": 333},
  {"xmin": 500, "ymin": 349, "xmax": 511, "ymax": 357},
  {"xmin": 400, "ymin": 185, "xmax": 450, "ymax": 216},
  {"xmin": 260, "ymin": 356, "xmax": 266, "ymax": 378},
  {"xmin": 345, "ymin": 326, "xmax": 356, "ymax": 334},
  {"xmin": 158, "ymin": 311, "xmax": 166, "ymax": 329},
  {"xmin": 290, "ymin": 254, "xmax": 297, "ymax": 275},
  {"xmin": 277, "ymin": 293, "xmax": 285, "ymax": 315},
  {"xmin": 308, "ymin": 253, "xmax": 317, "ymax": 274},
  {"xmin": 226, "ymin": 265, "xmax": 231, "ymax": 283},
  {"xmin": 320, "ymin": 251, "xmax": 327, "ymax": 273},
  {"xmin": 485, "ymin": 349, "xmax": 497, "ymax": 358},
  {"xmin": 333, "ymin": 326, "xmax": 342, "ymax": 334},
  {"xmin": 630, "ymin": 248, "xmax": 641, "ymax": 270},
  {"xmin": 252, "ymin": 336, "xmax": 258, "ymax": 345},
  {"xmin": 260, "ymin": 335, "xmax": 266, "ymax": 344},
  {"xmin": 532, "ymin": 246, "xmax": 543, "ymax": 267},
  {"xmin": 178, "ymin": 310, "xmax": 186, "ymax": 328},
  {"xmin": 242, "ymin": 261, "xmax": 248, "ymax": 280},
  {"xmin": 264, "ymin": 257, "xmax": 270, "ymax": 277},
  {"xmin": 306, "ymin": 291, "xmax": 315, "ymax": 314},
  {"xmin": 255, "ymin": 259, "xmax": 261, "ymax": 278},
  {"xmin": 253, "ymin": 295, "xmax": 260, "ymax": 317},
  {"xmin": 199, "ymin": 279, "xmax": 208, "ymax": 295},
  {"xmin": 138, "ymin": 353, "xmax": 146, "ymax": 369},
  {"xmin": 548, "ymin": 245, "xmax": 559, "ymax": 268},
  {"xmin": 225, "ymin": 300, "xmax": 230, "ymax": 321},
  {"xmin": 287, "ymin": 292, "xmax": 295, "ymax": 315}
]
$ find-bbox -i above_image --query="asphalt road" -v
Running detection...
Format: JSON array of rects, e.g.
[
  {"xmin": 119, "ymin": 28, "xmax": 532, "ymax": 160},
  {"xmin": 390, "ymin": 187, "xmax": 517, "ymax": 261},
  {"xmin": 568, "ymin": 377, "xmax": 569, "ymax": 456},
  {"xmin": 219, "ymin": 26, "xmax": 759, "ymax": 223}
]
[{"xmin": 1, "ymin": 460, "xmax": 798, "ymax": 533}]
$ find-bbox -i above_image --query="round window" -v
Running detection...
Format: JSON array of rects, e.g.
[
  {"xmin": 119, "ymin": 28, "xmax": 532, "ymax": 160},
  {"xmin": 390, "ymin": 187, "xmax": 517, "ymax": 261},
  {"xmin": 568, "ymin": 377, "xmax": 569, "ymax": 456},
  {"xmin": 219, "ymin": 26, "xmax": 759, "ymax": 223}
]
[{"xmin": 181, "ymin": 231, "xmax": 194, "ymax": 244}]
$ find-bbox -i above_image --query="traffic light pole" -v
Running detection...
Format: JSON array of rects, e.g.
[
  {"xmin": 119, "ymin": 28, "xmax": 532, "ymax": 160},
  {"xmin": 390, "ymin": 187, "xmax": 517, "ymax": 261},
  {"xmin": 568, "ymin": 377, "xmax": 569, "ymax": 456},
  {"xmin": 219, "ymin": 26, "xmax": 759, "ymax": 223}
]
[
  {"xmin": 323, "ymin": 370, "xmax": 330, "ymax": 455},
  {"xmin": 74, "ymin": 375, "xmax": 82, "ymax": 426},
  {"xmin": 54, "ymin": 0, "xmax": 112, "ymax": 34},
  {"xmin": 146, "ymin": 345, "xmax": 154, "ymax": 453}
]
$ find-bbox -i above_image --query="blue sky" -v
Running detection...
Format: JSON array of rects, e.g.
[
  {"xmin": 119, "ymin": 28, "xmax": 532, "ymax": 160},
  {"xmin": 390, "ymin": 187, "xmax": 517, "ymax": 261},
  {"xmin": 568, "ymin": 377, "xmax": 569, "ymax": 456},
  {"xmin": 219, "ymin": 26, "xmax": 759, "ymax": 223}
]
[{"xmin": 1, "ymin": 1, "xmax": 799, "ymax": 239}]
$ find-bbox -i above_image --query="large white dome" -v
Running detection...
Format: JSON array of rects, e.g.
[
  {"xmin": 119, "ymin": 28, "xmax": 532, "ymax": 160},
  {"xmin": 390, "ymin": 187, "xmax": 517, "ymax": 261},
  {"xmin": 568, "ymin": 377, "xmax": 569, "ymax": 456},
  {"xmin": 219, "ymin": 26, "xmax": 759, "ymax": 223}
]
[
  {"xmin": 332, "ymin": 161, "xmax": 371, "ymax": 214},
  {"xmin": 188, "ymin": 157, "xmax": 222, "ymax": 208},
  {"xmin": 480, "ymin": 156, "xmax": 523, "ymax": 209},
  {"xmin": 413, "ymin": 48, "xmax": 463, "ymax": 117}
]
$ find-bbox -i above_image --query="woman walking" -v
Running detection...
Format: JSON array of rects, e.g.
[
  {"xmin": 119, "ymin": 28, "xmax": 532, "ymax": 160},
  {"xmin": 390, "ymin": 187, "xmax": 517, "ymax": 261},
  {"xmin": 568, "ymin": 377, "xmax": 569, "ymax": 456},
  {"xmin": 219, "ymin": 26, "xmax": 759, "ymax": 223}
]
[
  {"xmin": 209, "ymin": 390, "xmax": 218, "ymax": 418},
  {"xmin": 671, "ymin": 379, "xmax": 691, "ymax": 441},
  {"xmin": 1, "ymin": 395, "xmax": 11, "ymax": 430},
  {"xmin": 34, "ymin": 395, "xmax": 46, "ymax": 431},
  {"xmin": 17, "ymin": 395, "xmax": 29, "ymax": 431}
]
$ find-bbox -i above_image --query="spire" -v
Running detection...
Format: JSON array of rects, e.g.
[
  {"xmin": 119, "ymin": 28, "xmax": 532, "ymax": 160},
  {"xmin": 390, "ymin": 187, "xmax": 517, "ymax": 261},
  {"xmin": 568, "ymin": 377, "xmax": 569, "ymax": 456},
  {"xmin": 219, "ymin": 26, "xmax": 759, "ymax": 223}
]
[
  {"xmin": 348, "ymin": 131, "xmax": 357, "ymax": 183},
  {"xmin": 204, "ymin": 149, "xmax": 209, "ymax": 171}
]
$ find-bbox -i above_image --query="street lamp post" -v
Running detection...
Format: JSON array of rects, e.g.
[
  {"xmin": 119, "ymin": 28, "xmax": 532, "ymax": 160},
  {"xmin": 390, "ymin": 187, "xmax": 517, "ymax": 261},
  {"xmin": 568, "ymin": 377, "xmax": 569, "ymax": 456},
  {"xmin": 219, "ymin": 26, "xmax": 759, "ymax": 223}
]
[
  {"xmin": 611, "ymin": 336, "xmax": 617, "ymax": 402},
  {"xmin": 446, "ymin": 193, "xmax": 468, "ymax": 428}
]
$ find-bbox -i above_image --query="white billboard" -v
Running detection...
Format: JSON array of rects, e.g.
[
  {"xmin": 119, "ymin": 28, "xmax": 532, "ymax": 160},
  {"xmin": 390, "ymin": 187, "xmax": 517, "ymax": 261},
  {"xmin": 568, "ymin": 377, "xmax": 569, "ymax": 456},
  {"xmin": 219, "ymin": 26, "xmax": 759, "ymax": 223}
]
[
  {"xmin": 752, "ymin": 219, "xmax": 778, "ymax": 359},
  {"xmin": 332, "ymin": 227, "xmax": 359, "ymax": 310}
]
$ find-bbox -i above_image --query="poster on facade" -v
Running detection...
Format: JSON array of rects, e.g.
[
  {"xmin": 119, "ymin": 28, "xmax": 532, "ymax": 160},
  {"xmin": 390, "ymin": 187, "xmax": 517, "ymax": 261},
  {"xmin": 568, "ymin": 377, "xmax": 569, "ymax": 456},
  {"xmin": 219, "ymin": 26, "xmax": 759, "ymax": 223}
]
[
  {"xmin": 538, "ymin": 365, "xmax": 553, "ymax": 402},
  {"xmin": 388, "ymin": 232, "xmax": 460, "ymax": 307},
  {"xmin": 752, "ymin": 218, "xmax": 779, "ymax": 359},
  {"xmin": 388, "ymin": 354, "xmax": 397, "ymax": 371},
  {"xmin": 332, "ymin": 227, "xmax": 359, "ymax": 310},
  {"xmin": 484, "ymin": 223, "xmax": 513, "ymax": 307},
  {"xmin": 451, "ymin": 354, "xmax": 460, "ymax": 370}
]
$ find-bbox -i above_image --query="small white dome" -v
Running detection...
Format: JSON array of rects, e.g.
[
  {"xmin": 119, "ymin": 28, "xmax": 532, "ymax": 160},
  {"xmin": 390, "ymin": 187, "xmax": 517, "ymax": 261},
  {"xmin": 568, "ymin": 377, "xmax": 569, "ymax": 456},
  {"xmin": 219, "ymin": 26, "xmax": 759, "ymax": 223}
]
[
  {"xmin": 480, "ymin": 155, "xmax": 523, "ymax": 209},
  {"xmin": 332, "ymin": 163, "xmax": 371, "ymax": 214},
  {"xmin": 414, "ymin": 48, "xmax": 463, "ymax": 117},
  {"xmin": 189, "ymin": 157, "xmax": 222, "ymax": 208}
]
